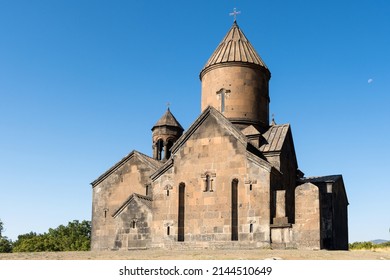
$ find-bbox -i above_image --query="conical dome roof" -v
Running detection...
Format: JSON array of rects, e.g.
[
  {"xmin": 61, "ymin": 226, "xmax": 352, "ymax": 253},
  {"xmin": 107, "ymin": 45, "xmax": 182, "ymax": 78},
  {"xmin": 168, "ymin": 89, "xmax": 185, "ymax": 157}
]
[
  {"xmin": 200, "ymin": 21, "xmax": 269, "ymax": 78},
  {"xmin": 152, "ymin": 108, "xmax": 183, "ymax": 130}
]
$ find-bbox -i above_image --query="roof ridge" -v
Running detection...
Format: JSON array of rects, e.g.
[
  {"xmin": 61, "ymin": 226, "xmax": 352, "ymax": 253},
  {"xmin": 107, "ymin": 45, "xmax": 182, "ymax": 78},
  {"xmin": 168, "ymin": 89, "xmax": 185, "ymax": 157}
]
[
  {"xmin": 134, "ymin": 193, "xmax": 153, "ymax": 201},
  {"xmin": 303, "ymin": 175, "xmax": 343, "ymax": 181},
  {"xmin": 91, "ymin": 150, "xmax": 161, "ymax": 186},
  {"xmin": 112, "ymin": 193, "xmax": 153, "ymax": 218},
  {"xmin": 135, "ymin": 150, "xmax": 162, "ymax": 169},
  {"xmin": 170, "ymin": 106, "xmax": 247, "ymax": 155},
  {"xmin": 259, "ymin": 124, "xmax": 291, "ymax": 153}
]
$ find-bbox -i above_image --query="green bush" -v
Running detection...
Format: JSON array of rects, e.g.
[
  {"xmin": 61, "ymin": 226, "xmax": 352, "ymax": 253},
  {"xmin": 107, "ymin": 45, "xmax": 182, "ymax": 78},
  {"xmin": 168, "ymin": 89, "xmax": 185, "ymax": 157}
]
[
  {"xmin": 376, "ymin": 241, "xmax": 390, "ymax": 249},
  {"xmin": 349, "ymin": 241, "xmax": 390, "ymax": 250},
  {"xmin": 0, "ymin": 219, "xmax": 13, "ymax": 253},
  {"xmin": 12, "ymin": 220, "xmax": 91, "ymax": 252},
  {"xmin": 349, "ymin": 241, "xmax": 374, "ymax": 250},
  {"xmin": 0, "ymin": 237, "xmax": 13, "ymax": 253}
]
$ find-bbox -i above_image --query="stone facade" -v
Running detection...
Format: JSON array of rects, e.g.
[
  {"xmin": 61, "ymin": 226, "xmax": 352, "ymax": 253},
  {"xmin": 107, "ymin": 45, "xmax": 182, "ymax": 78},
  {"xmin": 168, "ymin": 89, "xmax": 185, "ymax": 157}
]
[{"xmin": 90, "ymin": 21, "xmax": 349, "ymax": 251}]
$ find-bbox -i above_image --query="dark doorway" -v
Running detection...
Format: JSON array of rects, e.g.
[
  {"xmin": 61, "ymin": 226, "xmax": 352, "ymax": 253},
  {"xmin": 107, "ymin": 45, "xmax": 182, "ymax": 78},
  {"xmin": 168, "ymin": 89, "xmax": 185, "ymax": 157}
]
[
  {"xmin": 231, "ymin": 178, "xmax": 238, "ymax": 241},
  {"xmin": 178, "ymin": 183, "xmax": 185, "ymax": 242}
]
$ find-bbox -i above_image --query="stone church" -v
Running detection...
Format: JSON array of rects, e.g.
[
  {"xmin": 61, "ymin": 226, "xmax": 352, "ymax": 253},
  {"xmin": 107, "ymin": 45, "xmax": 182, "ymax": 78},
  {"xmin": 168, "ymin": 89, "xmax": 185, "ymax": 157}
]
[{"xmin": 90, "ymin": 20, "xmax": 349, "ymax": 251}]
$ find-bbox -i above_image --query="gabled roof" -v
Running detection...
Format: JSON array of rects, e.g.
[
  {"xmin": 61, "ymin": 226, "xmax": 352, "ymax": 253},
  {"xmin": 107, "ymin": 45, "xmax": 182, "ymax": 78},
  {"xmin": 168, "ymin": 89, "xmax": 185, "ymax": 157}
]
[
  {"xmin": 246, "ymin": 150, "xmax": 276, "ymax": 173},
  {"xmin": 260, "ymin": 124, "xmax": 290, "ymax": 153},
  {"xmin": 301, "ymin": 175, "xmax": 343, "ymax": 184},
  {"xmin": 300, "ymin": 175, "xmax": 348, "ymax": 204},
  {"xmin": 150, "ymin": 158, "xmax": 173, "ymax": 181},
  {"xmin": 170, "ymin": 106, "xmax": 247, "ymax": 155},
  {"xmin": 200, "ymin": 21, "xmax": 269, "ymax": 78},
  {"xmin": 241, "ymin": 125, "xmax": 261, "ymax": 136},
  {"xmin": 152, "ymin": 106, "xmax": 276, "ymax": 181},
  {"xmin": 112, "ymin": 193, "xmax": 152, "ymax": 218},
  {"xmin": 258, "ymin": 123, "xmax": 298, "ymax": 170},
  {"xmin": 91, "ymin": 150, "xmax": 162, "ymax": 187},
  {"xmin": 152, "ymin": 108, "xmax": 183, "ymax": 130}
]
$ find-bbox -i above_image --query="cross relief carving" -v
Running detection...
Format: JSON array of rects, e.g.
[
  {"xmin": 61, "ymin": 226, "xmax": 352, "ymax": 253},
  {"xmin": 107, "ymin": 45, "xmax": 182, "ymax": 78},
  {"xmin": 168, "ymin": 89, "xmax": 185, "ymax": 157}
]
[
  {"xmin": 245, "ymin": 179, "xmax": 257, "ymax": 191},
  {"xmin": 216, "ymin": 88, "xmax": 231, "ymax": 113}
]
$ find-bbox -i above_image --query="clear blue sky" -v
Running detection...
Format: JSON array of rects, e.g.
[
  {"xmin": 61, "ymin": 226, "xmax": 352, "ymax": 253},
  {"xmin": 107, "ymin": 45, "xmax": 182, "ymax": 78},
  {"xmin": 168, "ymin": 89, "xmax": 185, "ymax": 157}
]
[{"xmin": 0, "ymin": 0, "xmax": 389, "ymax": 243}]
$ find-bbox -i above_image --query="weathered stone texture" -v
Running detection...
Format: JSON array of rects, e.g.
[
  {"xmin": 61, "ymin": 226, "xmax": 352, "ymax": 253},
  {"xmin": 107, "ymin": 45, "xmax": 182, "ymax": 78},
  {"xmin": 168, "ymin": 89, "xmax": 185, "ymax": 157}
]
[
  {"xmin": 201, "ymin": 66, "xmax": 269, "ymax": 130},
  {"xmin": 91, "ymin": 152, "xmax": 159, "ymax": 250},
  {"xmin": 150, "ymin": 112, "xmax": 272, "ymax": 247},
  {"xmin": 113, "ymin": 195, "xmax": 152, "ymax": 249},
  {"xmin": 90, "ymin": 21, "xmax": 348, "ymax": 251},
  {"xmin": 293, "ymin": 183, "xmax": 321, "ymax": 249}
]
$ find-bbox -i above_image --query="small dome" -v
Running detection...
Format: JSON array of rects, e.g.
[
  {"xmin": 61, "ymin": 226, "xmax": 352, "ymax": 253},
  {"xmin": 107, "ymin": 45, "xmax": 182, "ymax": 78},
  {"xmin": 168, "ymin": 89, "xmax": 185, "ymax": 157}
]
[{"xmin": 152, "ymin": 108, "xmax": 183, "ymax": 130}]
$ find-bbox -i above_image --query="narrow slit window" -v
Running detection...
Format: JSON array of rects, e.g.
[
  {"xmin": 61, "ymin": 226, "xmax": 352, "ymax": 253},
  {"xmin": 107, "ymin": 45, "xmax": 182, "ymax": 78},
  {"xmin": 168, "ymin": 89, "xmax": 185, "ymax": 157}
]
[
  {"xmin": 205, "ymin": 175, "xmax": 210, "ymax": 191},
  {"xmin": 250, "ymin": 223, "xmax": 253, "ymax": 233},
  {"xmin": 178, "ymin": 183, "xmax": 185, "ymax": 242},
  {"xmin": 167, "ymin": 226, "xmax": 170, "ymax": 236},
  {"xmin": 156, "ymin": 139, "xmax": 164, "ymax": 160},
  {"xmin": 231, "ymin": 178, "xmax": 238, "ymax": 241},
  {"xmin": 132, "ymin": 220, "xmax": 136, "ymax": 229},
  {"xmin": 166, "ymin": 140, "xmax": 173, "ymax": 160}
]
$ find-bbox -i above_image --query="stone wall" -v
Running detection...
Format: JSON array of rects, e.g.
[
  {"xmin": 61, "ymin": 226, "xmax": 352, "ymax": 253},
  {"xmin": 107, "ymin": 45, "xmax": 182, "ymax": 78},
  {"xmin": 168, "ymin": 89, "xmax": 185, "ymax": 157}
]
[
  {"xmin": 309, "ymin": 178, "xmax": 349, "ymax": 250},
  {"xmin": 112, "ymin": 196, "xmax": 152, "ymax": 250},
  {"xmin": 151, "ymin": 114, "xmax": 272, "ymax": 248},
  {"xmin": 293, "ymin": 183, "xmax": 321, "ymax": 249},
  {"xmin": 201, "ymin": 65, "xmax": 269, "ymax": 130},
  {"xmin": 91, "ymin": 153, "xmax": 156, "ymax": 250}
]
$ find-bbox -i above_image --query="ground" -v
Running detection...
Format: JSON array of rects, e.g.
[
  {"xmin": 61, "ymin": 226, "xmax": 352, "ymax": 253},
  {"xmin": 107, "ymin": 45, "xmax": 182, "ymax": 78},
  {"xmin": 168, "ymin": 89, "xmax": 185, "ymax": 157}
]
[{"xmin": 1, "ymin": 248, "xmax": 389, "ymax": 260}]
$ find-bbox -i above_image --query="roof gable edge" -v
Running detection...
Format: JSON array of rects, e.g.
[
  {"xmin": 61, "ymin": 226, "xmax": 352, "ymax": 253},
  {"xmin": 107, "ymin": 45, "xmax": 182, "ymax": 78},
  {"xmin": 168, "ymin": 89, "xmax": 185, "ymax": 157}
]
[
  {"xmin": 170, "ymin": 106, "xmax": 247, "ymax": 155},
  {"xmin": 112, "ymin": 193, "xmax": 153, "ymax": 218},
  {"xmin": 91, "ymin": 150, "xmax": 161, "ymax": 187}
]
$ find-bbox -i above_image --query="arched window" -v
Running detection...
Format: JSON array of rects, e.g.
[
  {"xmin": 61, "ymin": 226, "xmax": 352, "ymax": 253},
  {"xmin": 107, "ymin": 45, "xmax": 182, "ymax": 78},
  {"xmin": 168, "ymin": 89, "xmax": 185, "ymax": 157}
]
[
  {"xmin": 145, "ymin": 184, "xmax": 149, "ymax": 196},
  {"xmin": 202, "ymin": 172, "xmax": 215, "ymax": 192},
  {"xmin": 178, "ymin": 183, "xmax": 185, "ymax": 242},
  {"xmin": 165, "ymin": 184, "xmax": 172, "ymax": 197},
  {"xmin": 205, "ymin": 174, "xmax": 211, "ymax": 191},
  {"xmin": 165, "ymin": 139, "xmax": 174, "ymax": 160},
  {"xmin": 231, "ymin": 178, "xmax": 238, "ymax": 241},
  {"xmin": 156, "ymin": 139, "xmax": 164, "ymax": 160}
]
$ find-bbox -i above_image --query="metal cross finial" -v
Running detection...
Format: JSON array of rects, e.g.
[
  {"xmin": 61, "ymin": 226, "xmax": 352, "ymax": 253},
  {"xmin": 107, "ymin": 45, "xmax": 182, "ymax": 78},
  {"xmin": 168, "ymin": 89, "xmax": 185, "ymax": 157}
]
[
  {"xmin": 271, "ymin": 113, "xmax": 276, "ymax": 125},
  {"xmin": 229, "ymin": 8, "xmax": 241, "ymax": 22},
  {"xmin": 166, "ymin": 102, "xmax": 170, "ymax": 110}
]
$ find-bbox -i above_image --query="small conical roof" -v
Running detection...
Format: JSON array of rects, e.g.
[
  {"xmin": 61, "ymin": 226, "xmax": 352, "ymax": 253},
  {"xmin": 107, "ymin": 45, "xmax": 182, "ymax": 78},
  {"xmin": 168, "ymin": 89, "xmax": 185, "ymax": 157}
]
[
  {"xmin": 152, "ymin": 108, "xmax": 183, "ymax": 130},
  {"xmin": 200, "ymin": 21, "xmax": 269, "ymax": 77}
]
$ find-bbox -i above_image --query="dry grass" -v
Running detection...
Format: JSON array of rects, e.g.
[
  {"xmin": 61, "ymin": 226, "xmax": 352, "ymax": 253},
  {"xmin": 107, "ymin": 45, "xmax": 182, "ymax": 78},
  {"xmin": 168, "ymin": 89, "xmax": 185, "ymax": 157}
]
[{"xmin": 1, "ymin": 248, "xmax": 389, "ymax": 260}]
